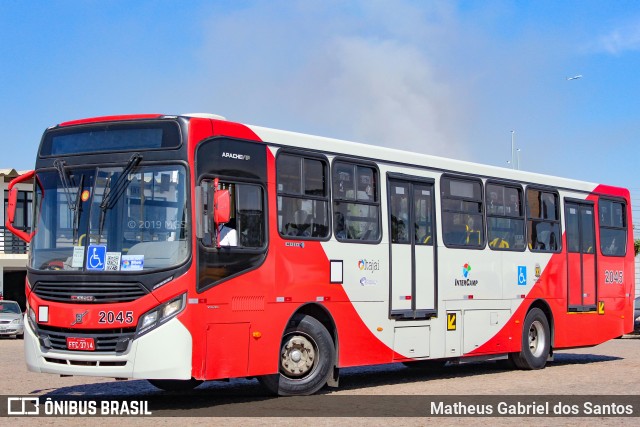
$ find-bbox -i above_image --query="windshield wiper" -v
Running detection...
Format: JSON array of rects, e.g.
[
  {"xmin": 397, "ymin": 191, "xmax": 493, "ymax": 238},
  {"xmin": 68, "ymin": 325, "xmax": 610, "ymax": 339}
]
[
  {"xmin": 97, "ymin": 153, "xmax": 142, "ymax": 242},
  {"xmin": 97, "ymin": 175, "xmax": 112, "ymax": 244},
  {"xmin": 54, "ymin": 159, "xmax": 84, "ymax": 245},
  {"xmin": 54, "ymin": 159, "xmax": 75, "ymax": 211},
  {"xmin": 72, "ymin": 174, "xmax": 84, "ymax": 245}
]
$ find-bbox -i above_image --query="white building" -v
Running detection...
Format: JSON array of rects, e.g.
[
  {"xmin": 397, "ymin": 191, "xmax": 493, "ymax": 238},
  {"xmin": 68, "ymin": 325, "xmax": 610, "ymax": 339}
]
[{"xmin": 1, "ymin": 168, "xmax": 33, "ymax": 310}]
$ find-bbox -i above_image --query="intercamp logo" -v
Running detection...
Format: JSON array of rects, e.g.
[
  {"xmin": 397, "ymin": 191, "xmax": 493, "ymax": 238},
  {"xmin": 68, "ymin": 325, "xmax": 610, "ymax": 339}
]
[
  {"xmin": 455, "ymin": 262, "xmax": 478, "ymax": 287},
  {"xmin": 462, "ymin": 263, "xmax": 472, "ymax": 278}
]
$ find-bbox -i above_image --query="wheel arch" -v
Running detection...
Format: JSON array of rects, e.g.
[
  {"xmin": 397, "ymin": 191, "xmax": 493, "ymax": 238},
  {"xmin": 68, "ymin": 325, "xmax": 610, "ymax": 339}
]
[{"xmin": 284, "ymin": 303, "xmax": 339, "ymax": 363}]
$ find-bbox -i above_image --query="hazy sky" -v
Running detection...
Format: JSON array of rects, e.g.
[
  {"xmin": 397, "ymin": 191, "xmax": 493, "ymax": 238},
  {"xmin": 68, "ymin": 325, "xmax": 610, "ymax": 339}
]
[{"xmin": 1, "ymin": 0, "xmax": 639, "ymax": 231}]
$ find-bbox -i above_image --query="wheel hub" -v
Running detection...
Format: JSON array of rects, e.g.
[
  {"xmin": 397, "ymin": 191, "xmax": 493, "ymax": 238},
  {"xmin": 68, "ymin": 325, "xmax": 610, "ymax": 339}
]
[
  {"xmin": 280, "ymin": 335, "xmax": 316, "ymax": 377},
  {"xmin": 528, "ymin": 320, "xmax": 546, "ymax": 358}
]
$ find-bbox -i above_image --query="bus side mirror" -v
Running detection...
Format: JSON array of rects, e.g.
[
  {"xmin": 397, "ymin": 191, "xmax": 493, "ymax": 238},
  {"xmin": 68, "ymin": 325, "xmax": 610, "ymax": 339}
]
[
  {"xmin": 5, "ymin": 170, "xmax": 35, "ymax": 243},
  {"xmin": 214, "ymin": 189, "xmax": 230, "ymax": 225},
  {"xmin": 7, "ymin": 187, "xmax": 18, "ymax": 223}
]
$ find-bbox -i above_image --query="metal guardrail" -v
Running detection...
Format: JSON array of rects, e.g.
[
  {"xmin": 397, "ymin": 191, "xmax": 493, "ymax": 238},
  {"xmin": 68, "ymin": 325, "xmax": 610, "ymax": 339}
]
[{"xmin": 0, "ymin": 227, "xmax": 29, "ymax": 254}]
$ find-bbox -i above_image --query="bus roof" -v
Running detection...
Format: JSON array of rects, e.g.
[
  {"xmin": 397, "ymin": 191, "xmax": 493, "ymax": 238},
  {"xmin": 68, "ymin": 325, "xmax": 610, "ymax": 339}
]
[
  {"xmin": 245, "ymin": 123, "xmax": 627, "ymax": 198},
  {"xmin": 47, "ymin": 113, "xmax": 629, "ymax": 198}
]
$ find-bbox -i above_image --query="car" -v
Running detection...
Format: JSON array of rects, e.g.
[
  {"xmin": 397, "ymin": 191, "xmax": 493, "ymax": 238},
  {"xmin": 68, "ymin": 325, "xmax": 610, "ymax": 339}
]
[
  {"xmin": 635, "ymin": 296, "xmax": 640, "ymax": 333},
  {"xmin": 0, "ymin": 300, "xmax": 24, "ymax": 339}
]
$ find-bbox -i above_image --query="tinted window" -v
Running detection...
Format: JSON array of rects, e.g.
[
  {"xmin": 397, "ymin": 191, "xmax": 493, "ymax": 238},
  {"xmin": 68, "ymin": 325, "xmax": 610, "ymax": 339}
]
[
  {"xmin": 333, "ymin": 162, "xmax": 380, "ymax": 242},
  {"xmin": 486, "ymin": 183, "xmax": 525, "ymax": 251},
  {"xmin": 304, "ymin": 158, "xmax": 325, "ymax": 196},
  {"xmin": 599, "ymin": 199, "xmax": 627, "ymax": 257},
  {"xmin": 41, "ymin": 121, "xmax": 181, "ymax": 156},
  {"xmin": 277, "ymin": 153, "xmax": 329, "ymax": 239},
  {"xmin": 526, "ymin": 188, "xmax": 561, "ymax": 252},
  {"xmin": 441, "ymin": 176, "xmax": 484, "ymax": 248}
]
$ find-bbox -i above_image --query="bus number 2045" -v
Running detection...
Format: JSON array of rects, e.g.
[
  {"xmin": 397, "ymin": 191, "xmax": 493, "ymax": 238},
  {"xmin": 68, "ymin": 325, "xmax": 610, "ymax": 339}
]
[
  {"xmin": 98, "ymin": 311, "xmax": 134, "ymax": 324},
  {"xmin": 604, "ymin": 270, "xmax": 624, "ymax": 284}
]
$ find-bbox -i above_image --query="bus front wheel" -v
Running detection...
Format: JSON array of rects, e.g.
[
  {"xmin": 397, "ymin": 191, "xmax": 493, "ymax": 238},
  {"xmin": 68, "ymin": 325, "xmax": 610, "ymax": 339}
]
[
  {"xmin": 259, "ymin": 314, "xmax": 335, "ymax": 396},
  {"xmin": 509, "ymin": 308, "xmax": 550, "ymax": 370}
]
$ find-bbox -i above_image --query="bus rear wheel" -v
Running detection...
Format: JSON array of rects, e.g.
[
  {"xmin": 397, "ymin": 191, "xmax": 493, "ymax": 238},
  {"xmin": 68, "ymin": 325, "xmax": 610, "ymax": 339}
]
[
  {"xmin": 147, "ymin": 378, "xmax": 203, "ymax": 392},
  {"xmin": 259, "ymin": 314, "xmax": 335, "ymax": 396},
  {"xmin": 509, "ymin": 308, "xmax": 550, "ymax": 370}
]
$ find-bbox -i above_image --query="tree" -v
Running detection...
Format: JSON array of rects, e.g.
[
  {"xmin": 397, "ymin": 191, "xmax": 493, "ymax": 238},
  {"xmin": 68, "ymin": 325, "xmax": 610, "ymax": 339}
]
[{"xmin": 635, "ymin": 239, "xmax": 640, "ymax": 257}]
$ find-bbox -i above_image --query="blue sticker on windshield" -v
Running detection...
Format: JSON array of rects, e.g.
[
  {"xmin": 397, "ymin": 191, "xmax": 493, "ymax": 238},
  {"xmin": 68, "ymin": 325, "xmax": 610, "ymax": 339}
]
[
  {"xmin": 121, "ymin": 255, "xmax": 144, "ymax": 271},
  {"xmin": 86, "ymin": 245, "xmax": 107, "ymax": 271}
]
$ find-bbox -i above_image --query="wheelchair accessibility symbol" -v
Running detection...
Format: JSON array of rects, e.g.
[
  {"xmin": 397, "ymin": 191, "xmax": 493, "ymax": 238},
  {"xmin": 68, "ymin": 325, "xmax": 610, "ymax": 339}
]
[
  {"xmin": 86, "ymin": 245, "xmax": 106, "ymax": 271},
  {"xmin": 517, "ymin": 266, "xmax": 527, "ymax": 286}
]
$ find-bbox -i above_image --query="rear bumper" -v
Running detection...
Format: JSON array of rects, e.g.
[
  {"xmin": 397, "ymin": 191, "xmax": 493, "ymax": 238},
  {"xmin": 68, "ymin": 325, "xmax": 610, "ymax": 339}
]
[{"xmin": 24, "ymin": 317, "xmax": 192, "ymax": 379}]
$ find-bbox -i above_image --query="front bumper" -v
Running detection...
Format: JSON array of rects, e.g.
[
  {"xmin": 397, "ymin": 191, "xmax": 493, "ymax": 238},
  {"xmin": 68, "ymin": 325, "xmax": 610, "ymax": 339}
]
[
  {"xmin": 24, "ymin": 316, "xmax": 192, "ymax": 379},
  {"xmin": 0, "ymin": 322, "xmax": 24, "ymax": 336}
]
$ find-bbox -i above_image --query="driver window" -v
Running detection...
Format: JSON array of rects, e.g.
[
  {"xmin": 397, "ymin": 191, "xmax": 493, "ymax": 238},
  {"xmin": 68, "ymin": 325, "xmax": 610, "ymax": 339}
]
[{"xmin": 203, "ymin": 180, "xmax": 265, "ymax": 248}]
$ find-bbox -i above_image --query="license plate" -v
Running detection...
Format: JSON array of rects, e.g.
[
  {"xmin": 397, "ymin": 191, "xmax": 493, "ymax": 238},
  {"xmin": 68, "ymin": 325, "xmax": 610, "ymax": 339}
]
[{"xmin": 66, "ymin": 337, "xmax": 95, "ymax": 351}]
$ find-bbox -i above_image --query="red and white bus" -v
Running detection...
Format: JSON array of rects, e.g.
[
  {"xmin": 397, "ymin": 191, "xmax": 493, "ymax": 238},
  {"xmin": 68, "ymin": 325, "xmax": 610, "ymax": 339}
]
[{"xmin": 6, "ymin": 113, "xmax": 635, "ymax": 395}]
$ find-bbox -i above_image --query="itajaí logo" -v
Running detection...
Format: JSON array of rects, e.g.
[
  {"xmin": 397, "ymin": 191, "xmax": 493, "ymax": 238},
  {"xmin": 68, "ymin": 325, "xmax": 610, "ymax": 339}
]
[{"xmin": 358, "ymin": 259, "xmax": 380, "ymax": 271}]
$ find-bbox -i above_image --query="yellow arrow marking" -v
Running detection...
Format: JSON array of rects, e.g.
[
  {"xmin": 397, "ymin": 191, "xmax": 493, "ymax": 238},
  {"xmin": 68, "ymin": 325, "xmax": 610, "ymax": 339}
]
[{"xmin": 447, "ymin": 313, "xmax": 456, "ymax": 330}]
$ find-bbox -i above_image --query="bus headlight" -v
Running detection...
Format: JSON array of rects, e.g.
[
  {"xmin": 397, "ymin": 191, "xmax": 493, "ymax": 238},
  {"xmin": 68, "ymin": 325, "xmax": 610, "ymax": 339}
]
[
  {"xmin": 136, "ymin": 293, "xmax": 186, "ymax": 338},
  {"xmin": 28, "ymin": 307, "xmax": 36, "ymax": 328},
  {"xmin": 161, "ymin": 298, "xmax": 183, "ymax": 318},
  {"xmin": 140, "ymin": 311, "xmax": 159, "ymax": 331}
]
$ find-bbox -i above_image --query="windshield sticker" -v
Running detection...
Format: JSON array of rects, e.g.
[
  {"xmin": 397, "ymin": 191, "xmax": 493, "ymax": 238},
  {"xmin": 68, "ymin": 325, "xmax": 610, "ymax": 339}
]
[
  {"xmin": 86, "ymin": 245, "xmax": 107, "ymax": 271},
  {"xmin": 106, "ymin": 252, "xmax": 122, "ymax": 271},
  {"xmin": 71, "ymin": 246, "xmax": 85, "ymax": 268},
  {"xmin": 122, "ymin": 255, "xmax": 144, "ymax": 271}
]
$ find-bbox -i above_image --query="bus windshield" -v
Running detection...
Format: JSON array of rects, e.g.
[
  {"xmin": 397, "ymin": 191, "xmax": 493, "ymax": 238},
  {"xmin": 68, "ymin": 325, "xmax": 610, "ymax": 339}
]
[{"xmin": 31, "ymin": 164, "xmax": 189, "ymax": 272}]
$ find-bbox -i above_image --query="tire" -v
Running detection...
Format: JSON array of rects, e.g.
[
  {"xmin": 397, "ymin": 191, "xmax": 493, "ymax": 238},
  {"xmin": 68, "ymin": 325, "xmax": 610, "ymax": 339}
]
[
  {"xmin": 16, "ymin": 334, "xmax": 24, "ymax": 340},
  {"xmin": 509, "ymin": 308, "xmax": 550, "ymax": 370},
  {"xmin": 147, "ymin": 378, "xmax": 203, "ymax": 392},
  {"xmin": 258, "ymin": 314, "xmax": 335, "ymax": 396}
]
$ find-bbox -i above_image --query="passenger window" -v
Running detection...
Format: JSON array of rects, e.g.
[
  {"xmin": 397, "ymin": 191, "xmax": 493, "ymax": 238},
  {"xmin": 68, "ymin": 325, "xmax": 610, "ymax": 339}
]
[
  {"xmin": 333, "ymin": 162, "xmax": 380, "ymax": 241},
  {"xmin": 526, "ymin": 188, "xmax": 561, "ymax": 252},
  {"xmin": 486, "ymin": 183, "xmax": 525, "ymax": 251},
  {"xmin": 277, "ymin": 153, "xmax": 330, "ymax": 239},
  {"xmin": 441, "ymin": 177, "xmax": 484, "ymax": 248},
  {"xmin": 599, "ymin": 199, "xmax": 627, "ymax": 257}
]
